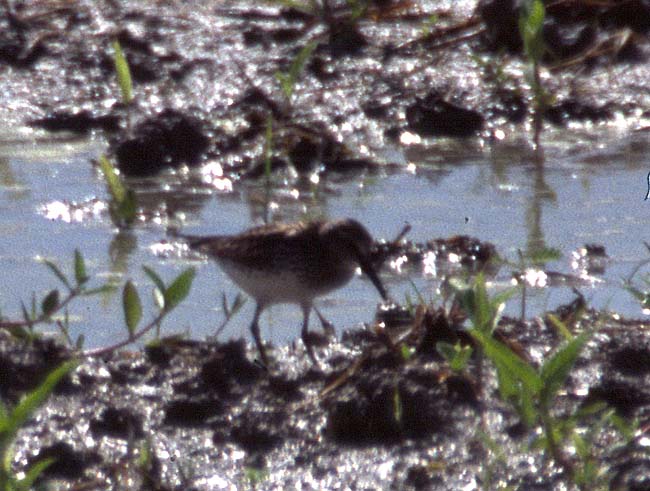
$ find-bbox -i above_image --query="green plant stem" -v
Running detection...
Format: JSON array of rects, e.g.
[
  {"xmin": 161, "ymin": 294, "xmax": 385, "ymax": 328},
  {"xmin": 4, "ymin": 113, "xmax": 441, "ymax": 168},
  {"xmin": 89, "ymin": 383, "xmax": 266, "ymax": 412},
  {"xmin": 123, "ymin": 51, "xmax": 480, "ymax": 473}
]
[
  {"xmin": 81, "ymin": 309, "xmax": 167, "ymax": 358},
  {"xmin": 540, "ymin": 406, "xmax": 575, "ymax": 483},
  {"xmin": 532, "ymin": 61, "xmax": 543, "ymax": 150},
  {"xmin": 0, "ymin": 287, "xmax": 82, "ymax": 331}
]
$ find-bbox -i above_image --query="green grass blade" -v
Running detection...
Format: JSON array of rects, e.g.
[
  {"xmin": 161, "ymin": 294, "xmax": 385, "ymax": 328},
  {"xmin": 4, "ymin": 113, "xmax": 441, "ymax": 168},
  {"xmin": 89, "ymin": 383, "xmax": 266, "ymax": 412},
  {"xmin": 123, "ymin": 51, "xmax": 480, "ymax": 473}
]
[
  {"xmin": 163, "ymin": 267, "xmax": 196, "ymax": 312},
  {"xmin": 112, "ymin": 40, "xmax": 133, "ymax": 104},
  {"xmin": 8, "ymin": 360, "xmax": 78, "ymax": 441},
  {"xmin": 288, "ymin": 40, "xmax": 317, "ymax": 83},
  {"xmin": 276, "ymin": 40, "xmax": 317, "ymax": 99},
  {"xmin": 16, "ymin": 456, "xmax": 55, "ymax": 490},
  {"xmin": 539, "ymin": 332, "xmax": 590, "ymax": 408},
  {"xmin": 276, "ymin": 72, "xmax": 292, "ymax": 100},
  {"xmin": 41, "ymin": 259, "xmax": 71, "ymax": 291},
  {"xmin": 99, "ymin": 156, "xmax": 126, "ymax": 203}
]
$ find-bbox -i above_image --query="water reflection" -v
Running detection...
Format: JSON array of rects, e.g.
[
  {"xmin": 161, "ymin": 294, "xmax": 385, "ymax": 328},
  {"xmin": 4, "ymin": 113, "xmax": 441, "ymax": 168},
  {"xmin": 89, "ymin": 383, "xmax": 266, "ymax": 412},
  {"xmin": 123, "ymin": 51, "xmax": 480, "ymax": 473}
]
[{"xmin": 0, "ymin": 128, "xmax": 649, "ymax": 348}]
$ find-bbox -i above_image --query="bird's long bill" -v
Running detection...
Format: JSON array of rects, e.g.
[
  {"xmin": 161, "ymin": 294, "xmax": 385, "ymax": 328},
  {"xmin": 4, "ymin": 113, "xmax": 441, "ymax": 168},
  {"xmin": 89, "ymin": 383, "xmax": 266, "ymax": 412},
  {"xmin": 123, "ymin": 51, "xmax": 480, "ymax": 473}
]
[{"xmin": 358, "ymin": 256, "xmax": 388, "ymax": 301}]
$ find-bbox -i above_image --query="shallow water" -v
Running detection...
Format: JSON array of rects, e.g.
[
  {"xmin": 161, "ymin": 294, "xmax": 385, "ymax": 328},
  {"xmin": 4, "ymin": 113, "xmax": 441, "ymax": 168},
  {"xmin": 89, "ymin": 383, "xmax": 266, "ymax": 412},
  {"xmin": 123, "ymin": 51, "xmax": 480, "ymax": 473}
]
[{"xmin": 1, "ymin": 125, "xmax": 648, "ymax": 349}]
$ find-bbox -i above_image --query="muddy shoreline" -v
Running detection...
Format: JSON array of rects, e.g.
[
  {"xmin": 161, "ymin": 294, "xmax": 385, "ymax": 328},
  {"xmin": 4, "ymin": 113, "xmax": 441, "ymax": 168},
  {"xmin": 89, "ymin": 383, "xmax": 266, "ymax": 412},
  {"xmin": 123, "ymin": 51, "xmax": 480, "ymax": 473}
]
[
  {"xmin": 3, "ymin": 300, "xmax": 650, "ymax": 490},
  {"xmin": 3, "ymin": 0, "xmax": 650, "ymax": 489}
]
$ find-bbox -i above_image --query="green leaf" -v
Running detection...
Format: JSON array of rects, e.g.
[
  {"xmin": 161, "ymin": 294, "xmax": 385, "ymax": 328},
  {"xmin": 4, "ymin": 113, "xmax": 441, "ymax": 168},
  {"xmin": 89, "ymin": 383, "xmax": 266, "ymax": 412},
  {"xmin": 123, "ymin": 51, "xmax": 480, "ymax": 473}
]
[
  {"xmin": 437, "ymin": 341, "xmax": 456, "ymax": 361},
  {"xmin": 153, "ymin": 287, "xmax": 165, "ymax": 310},
  {"xmin": 472, "ymin": 273, "xmax": 494, "ymax": 333},
  {"xmin": 539, "ymin": 332, "xmax": 590, "ymax": 409},
  {"xmin": 518, "ymin": 385, "xmax": 538, "ymax": 427},
  {"xmin": 99, "ymin": 156, "xmax": 138, "ymax": 228},
  {"xmin": 608, "ymin": 411, "xmax": 636, "ymax": 441},
  {"xmin": 41, "ymin": 290, "xmax": 60, "ymax": 318},
  {"xmin": 491, "ymin": 288, "xmax": 517, "ymax": 313},
  {"xmin": 452, "ymin": 346, "xmax": 472, "ymax": 372},
  {"xmin": 81, "ymin": 284, "xmax": 118, "ymax": 296},
  {"xmin": 112, "ymin": 40, "xmax": 133, "ymax": 104},
  {"xmin": 546, "ymin": 313, "xmax": 573, "ymax": 341},
  {"xmin": 453, "ymin": 282, "xmax": 475, "ymax": 315},
  {"xmin": 400, "ymin": 344, "xmax": 415, "ymax": 361},
  {"xmin": 163, "ymin": 267, "xmax": 196, "ymax": 312},
  {"xmin": 118, "ymin": 188, "xmax": 138, "ymax": 226},
  {"xmin": 0, "ymin": 405, "xmax": 8, "ymax": 436},
  {"xmin": 137, "ymin": 439, "xmax": 151, "ymax": 470},
  {"xmin": 74, "ymin": 249, "xmax": 89, "ymax": 285},
  {"xmin": 494, "ymin": 357, "xmax": 522, "ymax": 402},
  {"xmin": 75, "ymin": 334, "xmax": 85, "ymax": 350},
  {"xmin": 624, "ymin": 284, "xmax": 650, "ymax": 309},
  {"xmin": 497, "ymin": 362, "xmax": 537, "ymax": 427},
  {"xmin": 471, "ymin": 328, "xmax": 542, "ymax": 395},
  {"xmin": 519, "ymin": 0, "xmax": 546, "ymax": 62},
  {"xmin": 574, "ymin": 401, "xmax": 607, "ymax": 419},
  {"xmin": 437, "ymin": 341, "xmax": 473, "ymax": 371},
  {"xmin": 142, "ymin": 266, "xmax": 166, "ymax": 293},
  {"xmin": 122, "ymin": 281, "xmax": 142, "ymax": 336},
  {"xmin": 527, "ymin": 247, "xmax": 562, "ymax": 265},
  {"xmin": 42, "ymin": 259, "xmax": 71, "ymax": 291},
  {"xmin": 143, "ymin": 266, "xmax": 166, "ymax": 310}
]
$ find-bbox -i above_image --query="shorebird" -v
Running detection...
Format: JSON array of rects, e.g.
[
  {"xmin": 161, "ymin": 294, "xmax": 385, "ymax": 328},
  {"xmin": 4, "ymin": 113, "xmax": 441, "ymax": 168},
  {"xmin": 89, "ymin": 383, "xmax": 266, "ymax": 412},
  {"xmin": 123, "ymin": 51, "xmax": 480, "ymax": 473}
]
[{"xmin": 176, "ymin": 218, "xmax": 388, "ymax": 365}]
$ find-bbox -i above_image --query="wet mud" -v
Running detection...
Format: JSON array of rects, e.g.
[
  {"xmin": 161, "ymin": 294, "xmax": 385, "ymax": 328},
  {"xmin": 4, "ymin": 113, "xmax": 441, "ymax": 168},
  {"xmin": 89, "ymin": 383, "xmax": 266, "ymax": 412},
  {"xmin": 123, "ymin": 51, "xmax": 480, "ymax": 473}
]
[
  {"xmin": 2, "ymin": 0, "xmax": 649, "ymax": 177},
  {"xmin": 3, "ymin": 298, "xmax": 650, "ymax": 490},
  {"xmin": 3, "ymin": 0, "xmax": 650, "ymax": 489}
]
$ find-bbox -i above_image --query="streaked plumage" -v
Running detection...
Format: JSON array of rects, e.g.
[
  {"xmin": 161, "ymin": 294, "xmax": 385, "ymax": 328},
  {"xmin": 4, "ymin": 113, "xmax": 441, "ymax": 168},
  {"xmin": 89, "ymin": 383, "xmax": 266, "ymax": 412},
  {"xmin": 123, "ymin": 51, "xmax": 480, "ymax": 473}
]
[{"xmin": 179, "ymin": 218, "xmax": 387, "ymax": 365}]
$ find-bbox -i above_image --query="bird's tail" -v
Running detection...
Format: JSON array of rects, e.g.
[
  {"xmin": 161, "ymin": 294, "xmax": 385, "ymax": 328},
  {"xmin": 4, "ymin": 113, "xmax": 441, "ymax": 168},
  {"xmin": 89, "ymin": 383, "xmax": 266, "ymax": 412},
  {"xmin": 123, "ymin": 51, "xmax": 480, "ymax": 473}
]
[
  {"xmin": 167, "ymin": 225, "xmax": 201, "ymax": 247},
  {"xmin": 167, "ymin": 226, "xmax": 225, "ymax": 252}
]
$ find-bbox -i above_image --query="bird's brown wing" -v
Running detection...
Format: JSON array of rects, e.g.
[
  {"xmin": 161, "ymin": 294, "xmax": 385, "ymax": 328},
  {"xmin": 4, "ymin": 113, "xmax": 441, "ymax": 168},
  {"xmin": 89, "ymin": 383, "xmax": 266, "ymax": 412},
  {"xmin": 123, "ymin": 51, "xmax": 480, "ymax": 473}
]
[{"xmin": 178, "ymin": 221, "xmax": 323, "ymax": 269}]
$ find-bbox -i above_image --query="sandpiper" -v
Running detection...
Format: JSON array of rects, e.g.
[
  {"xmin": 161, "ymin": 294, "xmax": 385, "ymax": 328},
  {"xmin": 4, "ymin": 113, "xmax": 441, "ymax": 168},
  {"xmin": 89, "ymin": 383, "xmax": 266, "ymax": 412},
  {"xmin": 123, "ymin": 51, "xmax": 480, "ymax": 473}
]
[{"xmin": 177, "ymin": 218, "xmax": 388, "ymax": 365}]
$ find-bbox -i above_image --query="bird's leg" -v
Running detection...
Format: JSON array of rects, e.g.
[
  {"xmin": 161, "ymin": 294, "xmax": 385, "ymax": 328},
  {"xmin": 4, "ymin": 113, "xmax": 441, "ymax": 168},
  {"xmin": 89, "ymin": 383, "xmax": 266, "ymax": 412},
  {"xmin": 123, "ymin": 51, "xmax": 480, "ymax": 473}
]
[
  {"xmin": 301, "ymin": 303, "xmax": 318, "ymax": 364},
  {"xmin": 250, "ymin": 303, "xmax": 269, "ymax": 366},
  {"xmin": 313, "ymin": 306, "xmax": 335, "ymax": 337}
]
